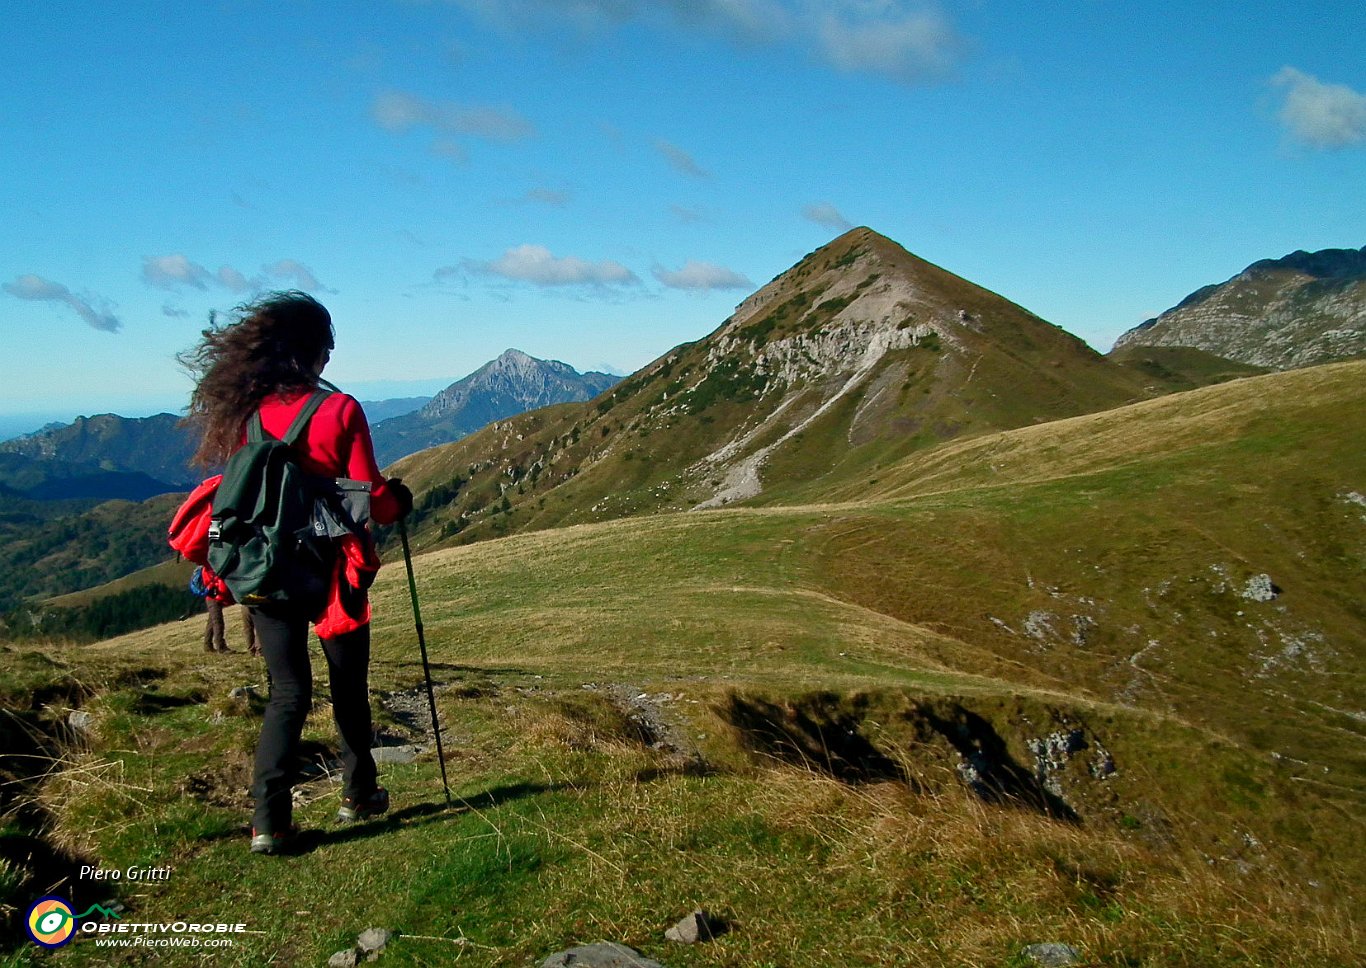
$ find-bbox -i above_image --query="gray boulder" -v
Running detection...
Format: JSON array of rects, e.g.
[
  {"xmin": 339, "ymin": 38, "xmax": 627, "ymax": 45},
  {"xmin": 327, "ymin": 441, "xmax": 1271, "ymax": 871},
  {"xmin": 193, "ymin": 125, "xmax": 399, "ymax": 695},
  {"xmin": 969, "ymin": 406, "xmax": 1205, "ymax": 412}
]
[
  {"xmin": 540, "ymin": 941, "xmax": 664, "ymax": 967},
  {"xmin": 357, "ymin": 927, "xmax": 391, "ymax": 960},
  {"xmin": 1021, "ymin": 942, "xmax": 1081, "ymax": 966}
]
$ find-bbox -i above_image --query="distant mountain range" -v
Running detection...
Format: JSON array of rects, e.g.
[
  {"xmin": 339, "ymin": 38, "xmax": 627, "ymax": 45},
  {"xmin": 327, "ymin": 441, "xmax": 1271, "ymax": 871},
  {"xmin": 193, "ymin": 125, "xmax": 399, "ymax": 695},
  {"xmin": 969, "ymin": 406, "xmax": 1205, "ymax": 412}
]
[
  {"xmin": 369, "ymin": 349, "xmax": 620, "ymax": 467},
  {"xmin": 360, "ymin": 396, "xmax": 431, "ymax": 424},
  {"xmin": 0, "ymin": 353, "xmax": 611, "ymax": 503},
  {"xmin": 1112, "ymin": 245, "xmax": 1366, "ymax": 370},
  {"xmin": 0, "ymin": 413, "xmax": 198, "ymax": 501}
]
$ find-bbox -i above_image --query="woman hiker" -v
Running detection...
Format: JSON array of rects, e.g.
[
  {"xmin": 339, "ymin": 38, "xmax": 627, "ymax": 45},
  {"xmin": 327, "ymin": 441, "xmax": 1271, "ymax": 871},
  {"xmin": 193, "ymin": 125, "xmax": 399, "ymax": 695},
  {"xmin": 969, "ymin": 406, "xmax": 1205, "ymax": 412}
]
[{"xmin": 180, "ymin": 291, "xmax": 412, "ymax": 854}]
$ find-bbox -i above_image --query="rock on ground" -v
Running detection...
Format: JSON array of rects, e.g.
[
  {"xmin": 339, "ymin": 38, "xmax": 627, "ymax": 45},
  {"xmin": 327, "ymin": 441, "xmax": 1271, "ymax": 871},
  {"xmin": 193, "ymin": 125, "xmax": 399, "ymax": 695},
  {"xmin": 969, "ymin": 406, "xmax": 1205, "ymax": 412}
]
[
  {"xmin": 540, "ymin": 941, "xmax": 665, "ymax": 967},
  {"xmin": 664, "ymin": 909, "xmax": 727, "ymax": 943},
  {"xmin": 357, "ymin": 927, "xmax": 391, "ymax": 957},
  {"xmin": 1021, "ymin": 942, "xmax": 1081, "ymax": 966}
]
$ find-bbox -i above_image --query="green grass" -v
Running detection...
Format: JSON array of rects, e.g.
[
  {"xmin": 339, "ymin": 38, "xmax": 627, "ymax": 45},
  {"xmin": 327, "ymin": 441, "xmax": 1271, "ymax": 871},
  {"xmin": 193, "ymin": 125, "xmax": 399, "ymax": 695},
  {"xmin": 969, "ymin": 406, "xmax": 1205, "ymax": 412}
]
[{"xmin": 9, "ymin": 675, "xmax": 1359, "ymax": 966}]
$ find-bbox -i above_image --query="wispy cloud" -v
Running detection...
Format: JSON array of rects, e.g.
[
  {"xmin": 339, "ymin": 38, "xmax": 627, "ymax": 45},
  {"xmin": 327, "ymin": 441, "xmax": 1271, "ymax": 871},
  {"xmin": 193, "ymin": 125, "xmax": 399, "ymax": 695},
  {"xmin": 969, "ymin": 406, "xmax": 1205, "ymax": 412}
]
[
  {"xmin": 143, "ymin": 254, "xmax": 330, "ymax": 294},
  {"xmin": 372, "ymin": 91, "xmax": 536, "ymax": 146},
  {"xmin": 1272, "ymin": 67, "xmax": 1366, "ymax": 150},
  {"xmin": 430, "ymin": 137, "xmax": 470, "ymax": 164},
  {"xmin": 816, "ymin": 5, "xmax": 961, "ymax": 83},
  {"xmin": 453, "ymin": 244, "xmax": 640, "ymax": 287},
  {"xmin": 217, "ymin": 266, "xmax": 252, "ymax": 292},
  {"xmin": 262, "ymin": 259, "xmax": 331, "ymax": 293},
  {"xmin": 802, "ymin": 202, "xmax": 853, "ymax": 232},
  {"xmin": 654, "ymin": 139, "xmax": 711, "ymax": 178},
  {"xmin": 525, "ymin": 187, "xmax": 572, "ymax": 206},
  {"xmin": 162, "ymin": 304, "xmax": 191, "ymax": 318},
  {"xmin": 143, "ymin": 254, "xmax": 215, "ymax": 291},
  {"xmin": 3, "ymin": 274, "xmax": 121, "ymax": 332},
  {"xmin": 653, "ymin": 260, "xmax": 753, "ymax": 291},
  {"xmin": 449, "ymin": 1, "xmax": 965, "ymax": 84}
]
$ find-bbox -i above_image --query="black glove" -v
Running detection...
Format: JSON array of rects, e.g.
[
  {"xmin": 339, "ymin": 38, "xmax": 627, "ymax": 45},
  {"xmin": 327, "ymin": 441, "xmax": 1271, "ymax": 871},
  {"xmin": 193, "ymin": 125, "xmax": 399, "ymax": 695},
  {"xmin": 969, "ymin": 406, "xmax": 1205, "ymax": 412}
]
[{"xmin": 387, "ymin": 478, "xmax": 414, "ymax": 519}]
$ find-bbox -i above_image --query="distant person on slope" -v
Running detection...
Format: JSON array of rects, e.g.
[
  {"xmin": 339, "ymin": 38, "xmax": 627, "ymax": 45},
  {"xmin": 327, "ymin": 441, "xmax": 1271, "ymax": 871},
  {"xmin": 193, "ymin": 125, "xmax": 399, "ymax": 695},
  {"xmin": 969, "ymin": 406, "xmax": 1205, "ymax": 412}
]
[
  {"xmin": 190, "ymin": 565, "xmax": 257, "ymax": 654},
  {"xmin": 180, "ymin": 291, "xmax": 412, "ymax": 855}
]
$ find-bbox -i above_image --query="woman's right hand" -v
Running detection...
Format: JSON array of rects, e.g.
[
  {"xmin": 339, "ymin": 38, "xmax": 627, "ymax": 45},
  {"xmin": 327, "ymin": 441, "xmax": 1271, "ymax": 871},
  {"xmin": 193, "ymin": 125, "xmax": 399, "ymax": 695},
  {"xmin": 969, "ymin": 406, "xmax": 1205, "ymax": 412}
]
[{"xmin": 386, "ymin": 478, "xmax": 414, "ymax": 518}]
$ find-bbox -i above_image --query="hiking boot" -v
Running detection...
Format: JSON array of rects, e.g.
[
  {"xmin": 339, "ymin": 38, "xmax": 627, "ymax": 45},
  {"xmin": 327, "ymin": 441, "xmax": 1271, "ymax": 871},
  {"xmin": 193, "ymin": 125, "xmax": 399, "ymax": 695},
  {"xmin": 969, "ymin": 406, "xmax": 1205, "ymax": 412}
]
[
  {"xmin": 249, "ymin": 826, "xmax": 298, "ymax": 855},
  {"xmin": 337, "ymin": 787, "xmax": 389, "ymax": 823}
]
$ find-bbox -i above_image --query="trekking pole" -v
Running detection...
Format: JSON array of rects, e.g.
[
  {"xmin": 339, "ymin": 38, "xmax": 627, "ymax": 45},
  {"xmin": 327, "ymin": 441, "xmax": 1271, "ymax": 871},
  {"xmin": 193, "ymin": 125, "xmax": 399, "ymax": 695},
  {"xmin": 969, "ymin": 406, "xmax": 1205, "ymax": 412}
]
[{"xmin": 397, "ymin": 518, "xmax": 452, "ymax": 807}]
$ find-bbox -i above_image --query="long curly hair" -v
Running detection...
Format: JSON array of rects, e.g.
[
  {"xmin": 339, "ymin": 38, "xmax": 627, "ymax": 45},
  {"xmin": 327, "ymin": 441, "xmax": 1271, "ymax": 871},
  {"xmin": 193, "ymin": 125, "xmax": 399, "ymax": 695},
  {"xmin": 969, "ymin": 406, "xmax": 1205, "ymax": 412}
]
[{"xmin": 180, "ymin": 291, "xmax": 335, "ymax": 468}]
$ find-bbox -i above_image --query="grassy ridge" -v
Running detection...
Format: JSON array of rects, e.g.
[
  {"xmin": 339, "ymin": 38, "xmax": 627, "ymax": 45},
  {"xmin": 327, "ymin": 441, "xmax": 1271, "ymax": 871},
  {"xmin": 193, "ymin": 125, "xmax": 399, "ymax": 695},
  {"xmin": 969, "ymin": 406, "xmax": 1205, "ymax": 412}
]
[{"xmin": 2, "ymin": 363, "xmax": 1362, "ymax": 965}]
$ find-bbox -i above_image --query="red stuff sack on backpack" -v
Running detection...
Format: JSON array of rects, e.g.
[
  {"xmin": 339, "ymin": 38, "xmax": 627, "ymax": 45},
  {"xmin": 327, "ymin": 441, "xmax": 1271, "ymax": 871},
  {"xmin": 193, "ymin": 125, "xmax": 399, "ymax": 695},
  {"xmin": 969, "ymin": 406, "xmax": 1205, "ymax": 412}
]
[{"xmin": 167, "ymin": 475, "xmax": 222, "ymax": 566}]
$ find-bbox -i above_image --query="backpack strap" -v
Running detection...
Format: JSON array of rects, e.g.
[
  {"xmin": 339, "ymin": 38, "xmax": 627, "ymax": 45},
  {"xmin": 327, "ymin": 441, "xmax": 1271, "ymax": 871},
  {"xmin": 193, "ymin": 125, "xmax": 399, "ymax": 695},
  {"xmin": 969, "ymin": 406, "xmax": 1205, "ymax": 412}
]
[{"xmin": 281, "ymin": 390, "xmax": 332, "ymax": 446}]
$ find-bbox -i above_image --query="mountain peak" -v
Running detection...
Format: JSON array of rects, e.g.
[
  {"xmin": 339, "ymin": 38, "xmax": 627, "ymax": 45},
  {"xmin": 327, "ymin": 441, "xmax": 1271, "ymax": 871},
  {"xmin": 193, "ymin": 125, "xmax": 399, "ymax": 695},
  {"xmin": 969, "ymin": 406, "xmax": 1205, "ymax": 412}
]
[
  {"xmin": 1246, "ymin": 246, "xmax": 1366, "ymax": 281},
  {"xmin": 495, "ymin": 348, "xmax": 536, "ymax": 365},
  {"xmin": 370, "ymin": 350, "xmax": 620, "ymax": 465},
  {"xmin": 722, "ymin": 227, "xmax": 1042, "ymax": 354}
]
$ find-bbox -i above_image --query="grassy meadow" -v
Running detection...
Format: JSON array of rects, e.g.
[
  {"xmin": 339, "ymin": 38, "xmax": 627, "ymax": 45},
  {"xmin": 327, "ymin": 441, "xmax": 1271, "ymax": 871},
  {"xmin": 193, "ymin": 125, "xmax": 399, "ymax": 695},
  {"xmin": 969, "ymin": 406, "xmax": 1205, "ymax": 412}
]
[{"xmin": 1, "ymin": 362, "xmax": 1362, "ymax": 966}]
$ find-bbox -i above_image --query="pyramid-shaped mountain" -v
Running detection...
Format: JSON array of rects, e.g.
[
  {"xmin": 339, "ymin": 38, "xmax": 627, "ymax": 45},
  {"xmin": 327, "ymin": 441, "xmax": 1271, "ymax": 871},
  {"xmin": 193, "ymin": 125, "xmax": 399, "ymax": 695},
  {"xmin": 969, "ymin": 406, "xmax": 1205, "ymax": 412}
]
[
  {"xmin": 392, "ymin": 228, "xmax": 1156, "ymax": 543},
  {"xmin": 370, "ymin": 349, "xmax": 619, "ymax": 466}
]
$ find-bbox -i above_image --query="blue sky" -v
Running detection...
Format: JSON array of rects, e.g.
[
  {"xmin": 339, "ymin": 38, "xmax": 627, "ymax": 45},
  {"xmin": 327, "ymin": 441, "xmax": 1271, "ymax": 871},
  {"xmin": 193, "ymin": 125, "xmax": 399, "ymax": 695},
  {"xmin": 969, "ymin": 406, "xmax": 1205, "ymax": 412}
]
[{"xmin": 2, "ymin": 0, "xmax": 1362, "ymax": 432}]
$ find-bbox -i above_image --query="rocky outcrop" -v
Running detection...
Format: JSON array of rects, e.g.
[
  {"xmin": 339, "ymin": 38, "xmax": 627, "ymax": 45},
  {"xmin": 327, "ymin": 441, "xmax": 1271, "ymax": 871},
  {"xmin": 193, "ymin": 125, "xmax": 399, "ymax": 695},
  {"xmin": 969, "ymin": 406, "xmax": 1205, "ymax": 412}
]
[{"xmin": 1112, "ymin": 246, "xmax": 1366, "ymax": 370}]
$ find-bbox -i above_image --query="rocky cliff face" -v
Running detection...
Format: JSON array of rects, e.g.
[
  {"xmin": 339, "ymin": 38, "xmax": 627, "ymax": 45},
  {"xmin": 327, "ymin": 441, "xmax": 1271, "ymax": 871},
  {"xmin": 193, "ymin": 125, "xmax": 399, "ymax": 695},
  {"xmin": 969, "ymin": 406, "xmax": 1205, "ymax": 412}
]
[{"xmin": 1112, "ymin": 246, "xmax": 1366, "ymax": 370}]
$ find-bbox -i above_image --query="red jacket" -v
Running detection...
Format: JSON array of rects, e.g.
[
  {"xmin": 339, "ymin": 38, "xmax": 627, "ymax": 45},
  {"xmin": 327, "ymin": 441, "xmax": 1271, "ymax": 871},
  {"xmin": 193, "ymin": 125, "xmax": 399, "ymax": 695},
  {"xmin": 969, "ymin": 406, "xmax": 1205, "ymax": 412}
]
[{"xmin": 255, "ymin": 390, "xmax": 404, "ymax": 525}]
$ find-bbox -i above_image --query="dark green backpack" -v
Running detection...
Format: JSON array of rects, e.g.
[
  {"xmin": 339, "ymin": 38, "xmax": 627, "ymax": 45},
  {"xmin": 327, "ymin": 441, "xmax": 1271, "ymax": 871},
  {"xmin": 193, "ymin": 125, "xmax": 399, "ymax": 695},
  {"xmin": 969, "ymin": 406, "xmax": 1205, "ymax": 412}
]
[{"xmin": 207, "ymin": 391, "xmax": 335, "ymax": 614}]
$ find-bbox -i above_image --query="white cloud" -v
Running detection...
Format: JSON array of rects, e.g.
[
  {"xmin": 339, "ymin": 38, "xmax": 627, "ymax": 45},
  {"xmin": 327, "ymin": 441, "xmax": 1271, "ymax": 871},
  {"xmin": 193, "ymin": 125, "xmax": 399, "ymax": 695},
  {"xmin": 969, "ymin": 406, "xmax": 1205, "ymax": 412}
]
[
  {"xmin": 664, "ymin": 0, "xmax": 793, "ymax": 43},
  {"xmin": 653, "ymin": 260, "xmax": 754, "ymax": 291},
  {"xmin": 262, "ymin": 259, "xmax": 330, "ymax": 293},
  {"xmin": 1272, "ymin": 67, "xmax": 1366, "ymax": 150},
  {"xmin": 3, "ymin": 274, "xmax": 122, "ymax": 332},
  {"xmin": 802, "ymin": 202, "xmax": 853, "ymax": 232},
  {"xmin": 449, "ymin": 1, "xmax": 964, "ymax": 85},
  {"xmin": 372, "ymin": 91, "xmax": 536, "ymax": 142},
  {"xmin": 143, "ymin": 254, "xmax": 262, "ymax": 293},
  {"xmin": 141, "ymin": 253, "xmax": 326, "ymax": 295},
  {"xmin": 143, "ymin": 253, "xmax": 214, "ymax": 291},
  {"xmin": 217, "ymin": 266, "xmax": 252, "ymax": 292},
  {"xmin": 816, "ymin": 5, "xmax": 961, "ymax": 83},
  {"xmin": 457, "ymin": 244, "xmax": 640, "ymax": 287},
  {"xmin": 654, "ymin": 139, "xmax": 711, "ymax": 178}
]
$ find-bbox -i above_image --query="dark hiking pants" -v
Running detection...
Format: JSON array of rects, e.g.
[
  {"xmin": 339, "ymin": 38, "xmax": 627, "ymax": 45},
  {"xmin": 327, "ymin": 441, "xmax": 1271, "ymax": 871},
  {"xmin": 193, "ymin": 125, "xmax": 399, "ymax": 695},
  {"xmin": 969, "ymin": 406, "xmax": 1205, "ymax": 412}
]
[{"xmin": 249, "ymin": 607, "xmax": 378, "ymax": 834}]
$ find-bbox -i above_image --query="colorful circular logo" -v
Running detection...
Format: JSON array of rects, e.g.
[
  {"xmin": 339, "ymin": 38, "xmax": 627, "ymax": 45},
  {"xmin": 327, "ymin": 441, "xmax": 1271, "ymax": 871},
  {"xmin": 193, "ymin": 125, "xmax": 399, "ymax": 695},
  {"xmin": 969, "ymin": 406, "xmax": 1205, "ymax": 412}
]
[{"xmin": 26, "ymin": 896, "xmax": 77, "ymax": 948}]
